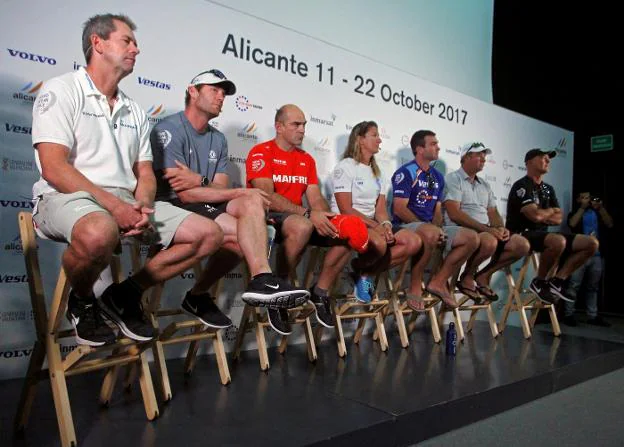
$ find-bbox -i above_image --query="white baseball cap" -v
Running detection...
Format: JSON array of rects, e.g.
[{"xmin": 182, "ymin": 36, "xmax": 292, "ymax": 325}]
[{"xmin": 188, "ymin": 69, "xmax": 236, "ymax": 96}]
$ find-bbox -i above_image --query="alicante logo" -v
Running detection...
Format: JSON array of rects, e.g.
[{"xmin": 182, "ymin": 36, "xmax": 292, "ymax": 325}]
[
  {"xmin": 4, "ymin": 234, "xmax": 23, "ymax": 255},
  {"xmin": 314, "ymin": 137, "xmax": 331, "ymax": 153},
  {"xmin": 235, "ymin": 95, "xmax": 263, "ymax": 112},
  {"xmin": 237, "ymin": 122, "xmax": 258, "ymax": 141},
  {"xmin": 380, "ymin": 128, "xmax": 391, "ymax": 140},
  {"xmin": 146, "ymin": 104, "xmax": 166, "ymax": 124},
  {"xmin": 345, "ymin": 124, "xmax": 353, "ymax": 131},
  {"xmin": 556, "ymin": 137, "xmax": 568, "ymax": 157},
  {"xmin": 13, "ymin": 81, "xmax": 42, "ymax": 103},
  {"xmin": 310, "ymin": 113, "xmax": 336, "ymax": 126},
  {"xmin": 504, "ymin": 176, "xmax": 512, "ymax": 188}
]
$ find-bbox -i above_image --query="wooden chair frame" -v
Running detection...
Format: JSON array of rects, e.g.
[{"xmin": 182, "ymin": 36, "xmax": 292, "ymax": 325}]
[
  {"xmin": 499, "ymin": 252, "xmax": 561, "ymax": 339},
  {"xmin": 14, "ymin": 211, "xmax": 158, "ymax": 447}
]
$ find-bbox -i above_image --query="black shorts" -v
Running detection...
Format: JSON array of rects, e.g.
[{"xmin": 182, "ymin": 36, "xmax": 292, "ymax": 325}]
[
  {"xmin": 267, "ymin": 212, "xmax": 344, "ymax": 247},
  {"xmin": 169, "ymin": 198, "xmax": 228, "ymax": 220},
  {"xmin": 521, "ymin": 230, "xmax": 576, "ymax": 253}
]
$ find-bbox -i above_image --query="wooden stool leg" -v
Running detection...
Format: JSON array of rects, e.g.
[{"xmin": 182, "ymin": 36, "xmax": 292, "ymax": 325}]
[
  {"xmin": 278, "ymin": 335, "xmax": 289, "ymax": 354},
  {"xmin": 47, "ymin": 336, "xmax": 76, "ymax": 447},
  {"xmin": 137, "ymin": 351, "xmax": 159, "ymax": 420},
  {"xmin": 374, "ymin": 312, "xmax": 389, "ymax": 352},
  {"xmin": 453, "ymin": 308, "xmax": 464, "ymax": 342},
  {"xmin": 391, "ymin": 295, "xmax": 409, "ymax": 348},
  {"xmin": 485, "ymin": 304, "xmax": 499, "ymax": 338},
  {"xmin": 212, "ymin": 330, "xmax": 232, "ymax": 385},
  {"xmin": 252, "ymin": 308, "xmax": 270, "ymax": 371},
  {"xmin": 303, "ymin": 317, "xmax": 318, "ymax": 362},
  {"xmin": 14, "ymin": 340, "xmax": 46, "ymax": 433},
  {"xmin": 428, "ymin": 306, "xmax": 442, "ymax": 343},
  {"xmin": 333, "ymin": 302, "xmax": 347, "ymax": 357},
  {"xmin": 353, "ymin": 317, "xmax": 367, "ymax": 344},
  {"xmin": 99, "ymin": 348, "xmax": 122, "ymax": 406},
  {"xmin": 233, "ymin": 304, "xmax": 252, "ymax": 360},
  {"xmin": 184, "ymin": 327, "xmax": 202, "ymax": 376},
  {"xmin": 548, "ymin": 305, "xmax": 562, "ymax": 336}
]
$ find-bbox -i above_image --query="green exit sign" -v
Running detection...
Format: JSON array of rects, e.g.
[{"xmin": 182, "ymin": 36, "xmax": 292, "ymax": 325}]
[{"xmin": 591, "ymin": 134, "xmax": 613, "ymax": 152}]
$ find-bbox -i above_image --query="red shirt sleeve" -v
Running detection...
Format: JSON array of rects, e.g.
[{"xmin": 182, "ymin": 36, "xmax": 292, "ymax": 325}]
[{"xmin": 246, "ymin": 144, "xmax": 273, "ymax": 186}]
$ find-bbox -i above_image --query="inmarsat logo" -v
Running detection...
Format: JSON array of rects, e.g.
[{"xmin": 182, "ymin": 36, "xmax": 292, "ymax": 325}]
[
  {"xmin": 237, "ymin": 122, "xmax": 258, "ymax": 141},
  {"xmin": 401, "ymin": 135, "xmax": 410, "ymax": 146},
  {"xmin": 13, "ymin": 81, "xmax": 42, "ymax": 103},
  {"xmin": 556, "ymin": 137, "xmax": 568, "ymax": 157},
  {"xmin": 146, "ymin": 104, "xmax": 166, "ymax": 124},
  {"xmin": 310, "ymin": 113, "xmax": 336, "ymax": 126}
]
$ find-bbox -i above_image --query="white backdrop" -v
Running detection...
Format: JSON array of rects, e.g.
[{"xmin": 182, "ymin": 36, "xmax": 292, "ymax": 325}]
[{"xmin": 0, "ymin": 0, "xmax": 572, "ymax": 379}]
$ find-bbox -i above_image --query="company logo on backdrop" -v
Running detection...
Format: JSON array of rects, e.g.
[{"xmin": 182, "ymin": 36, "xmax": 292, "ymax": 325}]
[
  {"xmin": 401, "ymin": 135, "xmax": 410, "ymax": 146},
  {"xmin": 314, "ymin": 137, "xmax": 331, "ymax": 154},
  {"xmin": 486, "ymin": 156, "xmax": 496, "ymax": 165},
  {"xmin": 3, "ymin": 235, "xmax": 23, "ymax": 255},
  {"xmin": 445, "ymin": 146, "xmax": 460, "ymax": 156},
  {"xmin": 0, "ymin": 310, "xmax": 33, "ymax": 323},
  {"xmin": 4, "ymin": 123, "xmax": 32, "ymax": 136},
  {"xmin": 137, "ymin": 76, "xmax": 171, "ymax": 90},
  {"xmin": 229, "ymin": 156, "xmax": 246, "ymax": 166},
  {"xmin": 2, "ymin": 158, "xmax": 34, "ymax": 172},
  {"xmin": 0, "ymin": 197, "xmax": 34, "ymax": 209},
  {"xmin": 0, "ymin": 345, "xmax": 76, "ymax": 359},
  {"xmin": 485, "ymin": 174, "xmax": 496, "ymax": 184},
  {"xmin": 236, "ymin": 122, "xmax": 258, "ymax": 141},
  {"xmin": 73, "ymin": 61, "xmax": 85, "ymax": 71},
  {"xmin": 210, "ymin": 120, "xmax": 220, "ymax": 129},
  {"xmin": 7, "ymin": 48, "xmax": 56, "ymax": 65},
  {"xmin": 555, "ymin": 137, "xmax": 568, "ymax": 157},
  {"xmin": 12, "ymin": 81, "xmax": 42, "ymax": 103},
  {"xmin": 0, "ymin": 273, "xmax": 28, "ymax": 284},
  {"xmin": 345, "ymin": 124, "xmax": 353, "ymax": 131},
  {"xmin": 504, "ymin": 176, "xmax": 512, "ymax": 188},
  {"xmin": 380, "ymin": 128, "xmax": 391, "ymax": 140},
  {"xmin": 517, "ymin": 165, "xmax": 526, "ymax": 172},
  {"xmin": 310, "ymin": 113, "xmax": 336, "ymax": 127},
  {"xmin": 235, "ymin": 95, "xmax": 263, "ymax": 112},
  {"xmin": 502, "ymin": 159, "xmax": 514, "ymax": 170},
  {"xmin": 146, "ymin": 104, "xmax": 166, "ymax": 124}
]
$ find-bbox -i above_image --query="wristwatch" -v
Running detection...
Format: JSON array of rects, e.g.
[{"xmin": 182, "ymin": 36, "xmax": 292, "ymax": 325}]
[
  {"xmin": 303, "ymin": 208, "xmax": 311, "ymax": 218},
  {"xmin": 200, "ymin": 176, "xmax": 209, "ymax": 187}
]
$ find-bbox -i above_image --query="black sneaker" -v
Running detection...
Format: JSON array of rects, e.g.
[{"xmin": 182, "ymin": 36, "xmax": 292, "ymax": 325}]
[
  {"xmin": 181, "ymin": 291, "xmax": 232, "ymax": 328},
  {"xmin": 100, "ymin": 282, "xmax": 155, "ymax": 342},
  {"xmin": 242, "ymin": 273, "xmax": 309, "ymax": 309},
  {"xmin": 529, "ymin": 278, "xmax": 560, "ymax": 305},
  {"xmin": 310, "ymin": 287, "xmax": 334, "ymax": 328},
  {"xmin": 548, "ymin": 277, "xmax": 574, "ymax": 302},
  {"xmin": 267, "ymin": 308, "xmax": 292, "ymax": 335},
  {"xmin": 66, "ymin": 291, "xmax": 116, "ymax": 346},
  {"xmin": 587, "ymin": 316, "xmax": 611, "ymax": 327}
]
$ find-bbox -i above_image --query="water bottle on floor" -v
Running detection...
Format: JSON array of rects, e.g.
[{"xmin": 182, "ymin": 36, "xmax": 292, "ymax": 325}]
[{"xmin": 446, "ymin": 322, "xmax": 457, "ymax": 356}]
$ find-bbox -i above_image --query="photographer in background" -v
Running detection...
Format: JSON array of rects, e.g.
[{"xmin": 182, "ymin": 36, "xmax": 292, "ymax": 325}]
[{"xmin": 563, "ymin": 191, "xmax": 614, "ymax": 326}]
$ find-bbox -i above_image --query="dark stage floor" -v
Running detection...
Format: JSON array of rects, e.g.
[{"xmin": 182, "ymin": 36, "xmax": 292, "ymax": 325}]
[{"xmin": 2, "ymin": 322, "xmax": 624, "ymax": 446}]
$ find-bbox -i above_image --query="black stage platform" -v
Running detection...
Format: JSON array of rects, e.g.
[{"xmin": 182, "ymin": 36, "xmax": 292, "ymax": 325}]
[{"xmin": 2, "ymin": 322, "xmax": 624, "ymax": 446}]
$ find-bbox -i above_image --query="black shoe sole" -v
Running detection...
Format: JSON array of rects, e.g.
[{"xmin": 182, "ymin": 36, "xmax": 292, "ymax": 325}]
[
  {"xmin": 529, "ymin": 284, "xmax": 559, "ymax": 305},
  {"xmin": 267, "ymin": 312, "xmax": 293, "ymax": 336},
  {"xmin": 242, "ymin": 290, "xmax": 310, "ymax": 309},
  {"xmin": 549, "ymin": 287, "xmax": 574, "ymax": 302},
  {"xmin": 181, "ymin": 306, "xmax": 232, "ymax": 329},
  {"xmin": 99, "ymin": 302, "xmax": 154, "ymax": 342},
  {"xmin": 310, "ymin": 302, "xmax": 335, "ymax": 328},
  {"xmin": 67, "ymin": 315, "xmax": 116, "ymax": 347}
]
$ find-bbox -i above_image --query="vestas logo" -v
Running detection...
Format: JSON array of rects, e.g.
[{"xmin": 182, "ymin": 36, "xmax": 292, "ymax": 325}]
[
  {"xmin": 12, "ymin": 81, "xmax": 42, "ymax": 103},
  {"xmin": 7, "ymin": 48, "xmax": 56, "ymax": 65},
  {"xmin": 555, "ymin": 137, "xmax": 568, "ymax": 157},
  {"xmin": 237, "ymin": 122, "xmax": 258, "ymax": 141},
  {"xmin": 137, "ymin": 76, "xmax": 171, "ymax": 90},
  {"xmin": 0, "ymin": 274, "xmax": 28, "ymax": 284},
  {"xmin": 4, "ymin": 123, "xmax": 32, "ymax": 135},
  {"xmin": 146, "ymin": 104, "xmax": 166, "ymax": 124}
]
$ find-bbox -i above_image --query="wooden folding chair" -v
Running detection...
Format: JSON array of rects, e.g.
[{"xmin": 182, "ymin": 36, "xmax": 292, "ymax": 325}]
[
  {"xmin": 146, "ymin": 257, "xmax": 231, "ymax": 402},
  {"xmin": 437, "ymin": 270, "xmax": 499, "ymax": 342},
  {"xmin": 231, "ymin": 247, "xmax": 319, "ymax": 371},
  {"xmin": 374, "ymin": 258, "xmax": 442, "ymax": 347},
  {"xmin": 499, "ymin": 252, "xmax": 561, "ymax": 339},
  {"xmin": 14, "ymin": 211, "xmax": 158, "ymax": 447}
]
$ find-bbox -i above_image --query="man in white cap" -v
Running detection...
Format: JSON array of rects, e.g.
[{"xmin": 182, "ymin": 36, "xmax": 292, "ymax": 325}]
[
  {"xmin": 150, "ymin": 69, "xmax": 308, "ymax": 329},
  {"xmin": 443, "ymin": 142, "xmax": 530, "ymax": 302}
]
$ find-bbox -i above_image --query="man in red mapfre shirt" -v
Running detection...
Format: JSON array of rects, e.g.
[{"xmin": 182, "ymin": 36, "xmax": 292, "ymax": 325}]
[{"xmin": 246, "ymin": 104, "xmax": 356, "ymax": 334}]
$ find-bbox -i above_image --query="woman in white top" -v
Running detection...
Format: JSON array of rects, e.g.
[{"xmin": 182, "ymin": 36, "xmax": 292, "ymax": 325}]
[{"xmin": 331, "ymin": 121, "xmax": 423, "ymax": 303}]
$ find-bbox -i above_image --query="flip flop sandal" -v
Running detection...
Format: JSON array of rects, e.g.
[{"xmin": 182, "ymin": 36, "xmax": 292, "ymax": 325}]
[
  {"xmin": 425, "ymin": 287, "xmax": 459, "ymax": 309},
  {"xmin": 476, "ymin": 285, "xmax": 499, "ymax": 302},
  {"xmin": 455, "ymin": 283, "xmax": 483, "ymax": 303},
  {"xmin": 405, "ymin": 294, "xmax": 426, "ymax": 312}
]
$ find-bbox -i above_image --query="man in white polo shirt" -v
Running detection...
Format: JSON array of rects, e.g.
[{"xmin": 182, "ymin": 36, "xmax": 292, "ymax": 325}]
[
  {"xmin": 443, "ymin": 142, "xmax": 530, "ymax": 301},
  {"xmin": 31, "ymin": 13, "xmax": 224, "ymax": 347}
]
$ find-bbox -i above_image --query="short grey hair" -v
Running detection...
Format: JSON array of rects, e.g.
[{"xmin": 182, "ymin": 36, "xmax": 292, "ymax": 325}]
[{"xmin": 82, "ymin": 14, "xmax": 136, "ymax": 63}]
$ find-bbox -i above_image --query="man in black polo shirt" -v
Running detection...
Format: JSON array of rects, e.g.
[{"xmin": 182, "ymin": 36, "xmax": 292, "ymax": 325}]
[{"xmin": 506, "ymin": 149, "xmax": 598, "ymax": 304}]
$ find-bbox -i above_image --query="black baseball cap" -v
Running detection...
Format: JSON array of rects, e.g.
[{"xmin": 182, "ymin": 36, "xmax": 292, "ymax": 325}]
[{"xmin": 524, "ymin": 148, "xmax": 557, "ymax": 162}]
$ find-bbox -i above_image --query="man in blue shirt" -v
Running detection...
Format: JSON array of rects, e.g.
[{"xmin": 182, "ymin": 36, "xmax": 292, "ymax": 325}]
[
  {"xmin": 563, "ymin": 191, "xmax": 614, "ymax": 326},
  {"xmin": 392, "ymin": 130, "xmax": 479, "ymax": 310}
]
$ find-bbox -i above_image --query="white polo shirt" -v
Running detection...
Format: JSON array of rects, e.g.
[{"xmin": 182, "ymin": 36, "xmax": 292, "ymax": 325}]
[
  {"xmin": 330, "ymin": 158, "xmax": 388, "ymax": 218},
  {"xmin": 32, "ymin": 67, "xmax": 152, "ymax": 197}
]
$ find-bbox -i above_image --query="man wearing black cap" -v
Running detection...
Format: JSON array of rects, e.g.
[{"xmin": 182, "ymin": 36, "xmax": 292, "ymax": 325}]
[
  {"xmin": 150, "ymin": 69, "xmax": 308, "ymax": 328},
  {"xmin": 506, "ymin": 149, "xmax": 598, "ymax": 305}
]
